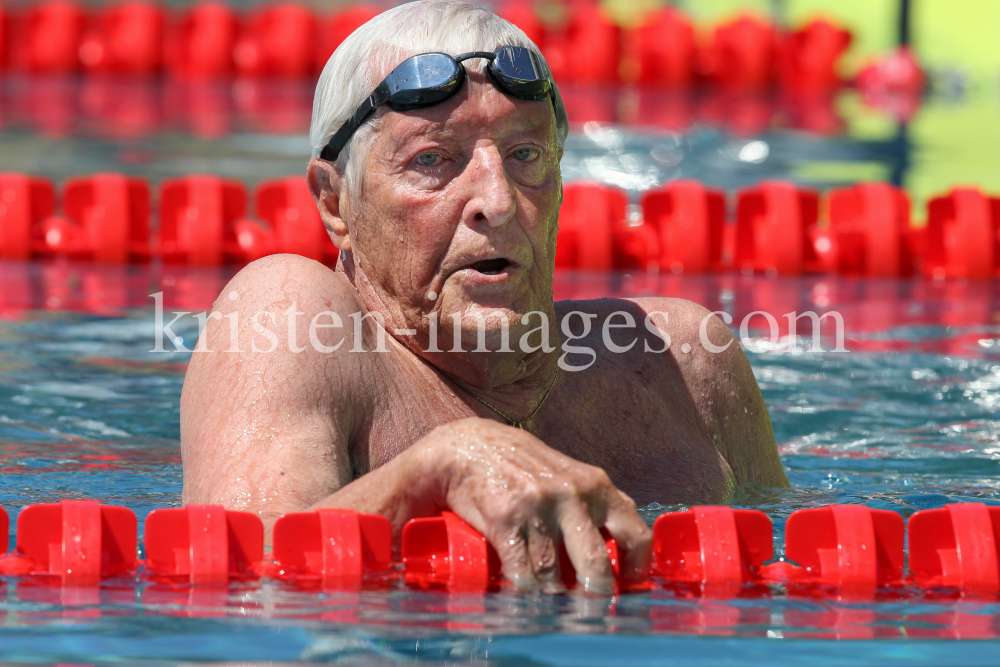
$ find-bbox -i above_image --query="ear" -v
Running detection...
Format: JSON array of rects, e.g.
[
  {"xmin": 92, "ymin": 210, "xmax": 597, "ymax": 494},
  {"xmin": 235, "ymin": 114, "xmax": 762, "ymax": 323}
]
[{"xmin": 307, "ymin": 157, "xmax": 352, "ymax": 251}]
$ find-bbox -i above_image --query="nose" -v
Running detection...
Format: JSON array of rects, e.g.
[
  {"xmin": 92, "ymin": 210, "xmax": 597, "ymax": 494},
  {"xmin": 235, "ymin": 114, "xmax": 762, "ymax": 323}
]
[{"xmin": 462, "ymin": 145, "xmax": 516, "ymax": 229}]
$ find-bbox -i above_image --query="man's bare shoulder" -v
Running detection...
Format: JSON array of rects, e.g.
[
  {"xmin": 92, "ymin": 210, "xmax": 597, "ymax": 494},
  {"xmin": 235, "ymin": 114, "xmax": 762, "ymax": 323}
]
[{"xmin": 219, "ymin": 253, "xmax": 361, "ymax": 322}]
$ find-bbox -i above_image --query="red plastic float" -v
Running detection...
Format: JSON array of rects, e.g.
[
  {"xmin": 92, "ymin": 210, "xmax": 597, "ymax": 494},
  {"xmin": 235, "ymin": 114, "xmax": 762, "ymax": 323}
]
[
  {"xmin": 79, "ymin": 1, "xmax": 165, "ymax": 75},
  {"xmin": 777, "ymin": 19, "xmax": 851, "ymax": 91},
  {"xmin": 165, "ymin": 1, "xmax": 239, "ymax": 79},
  {"xmin": 763, "ymin": 505, "xmax": 904, "ymax": 596},
  {"xmin": 923, "ymin": 187, "xmax": 1000, "ymax": 280},
  {"xmin": 630, "ymin": 6, "xmax": 696, "ymax": 87},
  {"xmin": 234, "ymin": 2, "xmax": 316, "ymax": 78},
  {"xmin": 402, "ymin": 511, "xmax": 497, "ymax": 592},
  {"xmin": 314, "ymin": 4, "xmax": 379, "ymax": 72},
  {"xmin": 701, "ymin": 14, "xmax": 777, "ymax": 89},
  {"xmin": 0, "ymin": 173, "xmax": 55, "ymax": 260},
  {"xmin": 0, "ymin": 5, "xmax": 10, "ymax": 71},
  {"xmin": 826, "ymin": 181, "xmax": 916, "ymax": 277},
  {"xmin": 0, "ymin": 500, "xmax": 136, "ymax": 583},
  {"xmin": 641, "ymin": 179, "xmax": 726, "ymax": 273},
  {"xmin": 254, "ymin": 175, "xmax": 338, "ymax": 262},
  {"xmin": 17, "ymin": 0, "xmax": 86, "ymax": 73},
  {"xmin": 734, "ymin": 180, "xmax": 822, "ymax": 275},
  {"xmin": 158, "ymin": 175, "xmax": 246, "ymax": 264},
  {"xmin": 544, "ymin": 3, "xmax": 619, "ymax": 85},
  {"xmin": 909, "ymin": 503, "xmax": 1000, "ymax": 597},
  {"xmin": 557, "ymin": 182, "xmax": 655, "ymax": 271},
  {"xmin": 37, "ymin": 173, "xmax": 151, "ymax": 263},
  {"xmin": 271, "ymin": 508, "xmax": 392, "ymax": 587},
  {"xmin": 653, "ymin": 506, "xmax": 773, "ymax": 589},
  {"xmin": 144, "ymin": 504, "xmax": 263, "ymax": 583}
]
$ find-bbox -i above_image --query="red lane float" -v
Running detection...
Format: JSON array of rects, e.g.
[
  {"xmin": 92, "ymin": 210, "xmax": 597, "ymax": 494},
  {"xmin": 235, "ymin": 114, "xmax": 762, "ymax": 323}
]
[
  {"xmin": 254, "ymin": 175, "xmax": 338, "ymax": 263},
  {"xmin": 826, "ymin": 182, "xmax": 918, "ymax": 277},
  {"xmin": 402, "ymin": 511, "xmax": 497, "ymax": 592},
  {"xmin": 16, "ymin": 0, "xmax": 86, "ymax": 74},
  {"xmin": 271, "ymin": 508, "xmax": 392, "ymax": 588},
  {"xmin": 630, "ymin": 7, "xmax": 696, "ymax": 87},
  {"xmin": 0, "ymin": 500, "xmax": 136, "ymax": 583},
  {"xmin": 79, "ymin": 1, "xmax": 165, "ymax": 75},
  {"xmin": 641, "ymin": 179, "xmax": 726, "ymax": 273},
  {"xmin": 402, "ymin": 510, "xmax": 622, "ymax": 591},
  {"xmin": 38, "ymin": 173, "xmax": 152, "ymax": 262},
  {"xmin": 701, "ymin": 14, "xmax": 777, "ymax": 89},
  {"xmin": 763, "ymin": 505, "xmax": 904, "ymax": 596},
  {"xmin": 234, "ymin": 2, "xmax": 316, "ymax": 78},
  {"xmin": 923, "ymin": 187, "xmax": 1000, "ymax": 280},
  {"xmin": 165, "ymin": 1, "xmax": 239, "ymax": 79},
  {"xmin": 0, "ymin": 173, "xmax": 55, "ymax": 260},
  {"xmin": 158, "ymin": 175, "xmax": 246, "ymax": 264},
  {"xmin": 144, "ymin": 504, "xmax": 263, "ymax": 583},
  {"xmin": 653, "ymin": 506, "xmax": 773, "ymax": 588},
  {"xmin": 734, "ymin": 180, "xmax": 823, "ymax": 275},
  {"xmin": 909, "ymin": 503, "xmax": 1000, "ymax": 596},
  {"xmin": 776, "ymin": 19, "xmax": 851, "ymax": 91}
]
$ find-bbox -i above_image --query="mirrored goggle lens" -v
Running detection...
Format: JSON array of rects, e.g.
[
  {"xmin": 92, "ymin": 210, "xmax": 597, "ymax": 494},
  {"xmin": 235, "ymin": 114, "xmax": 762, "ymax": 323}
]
[
  {"xmin": 384, "ymin": 53, "xmax": 464, "ymax": 110},
  {"xmin": 490, "ymin": 46, "xmax": 550, "ymax": 100}
]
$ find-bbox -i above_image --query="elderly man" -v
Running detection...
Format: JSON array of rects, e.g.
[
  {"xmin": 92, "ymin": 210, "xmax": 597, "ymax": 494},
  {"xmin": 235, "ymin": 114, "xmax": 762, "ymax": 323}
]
[{"xmin": 180, "ymin": 0, "xmax": 788, "ymax": 592}]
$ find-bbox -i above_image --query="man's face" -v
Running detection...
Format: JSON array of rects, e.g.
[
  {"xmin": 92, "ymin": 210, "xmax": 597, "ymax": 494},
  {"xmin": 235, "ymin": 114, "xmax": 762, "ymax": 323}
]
[{"xmin": 346, "ymin": 70, "xmax": 562, "ymax": 353}]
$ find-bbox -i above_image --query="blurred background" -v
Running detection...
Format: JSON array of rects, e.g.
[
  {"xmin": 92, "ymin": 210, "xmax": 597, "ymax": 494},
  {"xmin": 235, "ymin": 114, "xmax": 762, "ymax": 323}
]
[{"xmin": 0, "ymin": 0, "xmax": 998, "ymax": 278}]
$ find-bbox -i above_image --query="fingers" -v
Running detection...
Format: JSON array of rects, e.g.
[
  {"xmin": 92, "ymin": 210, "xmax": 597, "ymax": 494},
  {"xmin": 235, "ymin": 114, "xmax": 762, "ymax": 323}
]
[
  {"xmin": 603, "ymin": 489, "xmax": 653, "ymax": 585},
  {"xmin": 526, "ymin": 513, "xmax": 566, "ymax": 593},
  {"xmin": 557, "ymin": 498, "xmax": 615, "ymax": 594},
  {"xmin": 492, "ymin": 525, "xmax": 540, "ymax": 590}
]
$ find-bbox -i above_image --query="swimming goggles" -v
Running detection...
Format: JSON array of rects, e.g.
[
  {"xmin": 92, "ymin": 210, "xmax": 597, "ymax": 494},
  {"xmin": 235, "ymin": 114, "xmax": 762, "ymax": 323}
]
[{"xmin": 319, "ymin": 45, "xmax": 553, "ymax": 162}]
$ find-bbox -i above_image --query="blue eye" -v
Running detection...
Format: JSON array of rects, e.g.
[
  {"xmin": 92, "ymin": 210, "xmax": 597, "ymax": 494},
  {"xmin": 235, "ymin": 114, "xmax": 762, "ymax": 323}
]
[
  {"xmin": 416, "ymin": 152, "xmax": 443, "ymax": 166},
  {"xmin": 512, "ymin": 147, "xmax": 539, "ymax": 161}
]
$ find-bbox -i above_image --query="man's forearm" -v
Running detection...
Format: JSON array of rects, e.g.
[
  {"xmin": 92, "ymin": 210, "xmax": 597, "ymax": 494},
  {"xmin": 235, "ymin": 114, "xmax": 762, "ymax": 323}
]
[{"xmin": 307, "ymin": 442, "xmax": 445, "ymax": 553}]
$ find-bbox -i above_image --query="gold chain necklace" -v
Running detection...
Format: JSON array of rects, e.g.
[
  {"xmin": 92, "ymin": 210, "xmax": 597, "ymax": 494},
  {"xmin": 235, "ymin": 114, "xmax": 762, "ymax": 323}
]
[{"xmin": 467, "ymin": 369, "xmax": 559, "ymax": 430}]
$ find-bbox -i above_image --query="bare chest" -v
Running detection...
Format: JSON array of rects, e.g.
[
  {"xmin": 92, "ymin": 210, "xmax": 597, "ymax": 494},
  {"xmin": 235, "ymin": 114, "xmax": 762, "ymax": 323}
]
[{"xmin": 354, "ymin": 351, "xmax": 733, "ymax": 505}]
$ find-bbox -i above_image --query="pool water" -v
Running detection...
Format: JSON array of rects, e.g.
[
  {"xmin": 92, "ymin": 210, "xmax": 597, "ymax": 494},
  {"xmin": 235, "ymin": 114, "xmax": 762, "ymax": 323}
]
[
  {"xmin": 0, "ymin": 261, "xmax": 998, "ymax": 663},
  {"xmin": 2, "ymin": 70, "xmax": 1000, "ymax": 663}
]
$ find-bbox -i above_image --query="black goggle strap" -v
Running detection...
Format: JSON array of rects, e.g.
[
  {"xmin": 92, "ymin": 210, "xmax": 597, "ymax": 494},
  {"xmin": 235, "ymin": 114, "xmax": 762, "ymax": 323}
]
[{"xmin": 319, "ymin": 81, "xmax": 391, "ymax": 162}]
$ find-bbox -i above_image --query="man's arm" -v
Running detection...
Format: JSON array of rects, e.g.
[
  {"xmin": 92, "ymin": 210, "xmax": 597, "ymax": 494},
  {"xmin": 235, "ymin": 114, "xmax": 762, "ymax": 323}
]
[{"xmin": 181, "ymin": 254, "xmax": 358, "ymax": 519}]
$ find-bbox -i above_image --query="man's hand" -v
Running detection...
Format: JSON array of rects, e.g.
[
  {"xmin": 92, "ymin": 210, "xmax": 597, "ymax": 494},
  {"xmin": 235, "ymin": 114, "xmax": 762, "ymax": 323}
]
[{"xmin": 418, "ymin": 417, "xmax": 652, "ymax": 593}]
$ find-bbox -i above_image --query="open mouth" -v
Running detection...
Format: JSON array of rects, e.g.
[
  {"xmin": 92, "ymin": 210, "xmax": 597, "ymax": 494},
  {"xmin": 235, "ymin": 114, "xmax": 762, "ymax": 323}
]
[{"xmin": 468, "ymin": 258, "xmax": 511, "ymax": 275}]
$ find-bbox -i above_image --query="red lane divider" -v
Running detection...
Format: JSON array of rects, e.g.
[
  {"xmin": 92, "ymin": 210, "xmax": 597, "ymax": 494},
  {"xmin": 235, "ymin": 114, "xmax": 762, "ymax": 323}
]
[
  {"xmin": 909, "ymin": 503, "xmax": 1000, "ymax": 597},
  {"xmin": 144, "ymin": 504, "xmax": 263, "ymax": 583},
  {"xmin": 653, "ymin": 506, "xmax": 773, "ymax": 588},
  {"xmin": 271, "ymin": 508, "xmax": 392, "ymax": 588},
  {"xmin": 826, "ymin": 182, "xmax": 918, "ymax": 277},
  {"xmin": 762, "ymin": 505, "xmax": 904, "ymax": 596},
  {"xmin": 0, "ymin": 500, "xmax": 136, "ymax": 583},
  {"xmin": 38, "ymin": 173, "xmax": 152, "ymax": 262},
  {"xmin": 402, "ymin": 510, "xmax": 621, "ymax": 592},
  {"xmin": 80, "ymin": 0, "xmax": 165, "ymax": 75},
  {"xmin": 735, "ymin": 180, "xmax": 822, "ymax": 276},
  {"xmin": 3, "ymin": 501, "xmax": 1000, "ymax": 600},
  {"xmin": 402, "ymin": 511, "xmax": 498, "ymax": 592},
  {"xmin": 158, "ymin": 175, "xmax": 246, "ymax": 265},
  {"xmin": 0, "ymin": 2, "xmax": 864, "ymax": 92},
  {"xmin": 924, "ymin": 187, "xmax": 1000, "ymax": 280},
  {"xmin": 0, "ymin": 173, "xmax": 55, "ymax": 261},
  {"xmin": 642, "ymin": 180, "xmax": 727, "ymax": 274},
  {"xmin": 3, "ymin": 172, "xmax": 1000, "ymax": 279}
]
